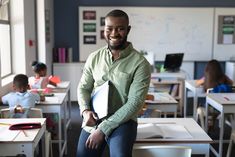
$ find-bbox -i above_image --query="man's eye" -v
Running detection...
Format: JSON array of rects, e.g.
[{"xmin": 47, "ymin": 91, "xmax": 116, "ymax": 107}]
[
  {"xmin": 118, "ymin": 27, "xmax": 125, "ymax": 31},
  {"xmin": 105, "ymin": 27, "xmax": 112, "ymax": 31}
]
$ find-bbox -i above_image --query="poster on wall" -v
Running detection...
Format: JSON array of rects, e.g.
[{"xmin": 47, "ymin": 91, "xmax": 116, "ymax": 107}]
[
  {"xmin": 84, "ymin": 35, "xmax": 96, "ymax": 44},
  {"xmin": 83, "ymin": 10, "xmax": 96, "ymax": 20},
  {"xmin": 218, "ymin": 15, "xmax": 235, "ymax": 44},
  {"xmin": 222, "ymin": 16, "xmax": 235, "ymax": 44},
  {"xmin": 83, "ymin": 23, "xmax": 96, "ymax": 32}
]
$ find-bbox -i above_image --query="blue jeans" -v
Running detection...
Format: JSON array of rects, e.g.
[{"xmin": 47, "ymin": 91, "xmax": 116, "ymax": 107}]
[{"xmin": 76, "ymin": 120, "xmax": 137, "ymax": 157}]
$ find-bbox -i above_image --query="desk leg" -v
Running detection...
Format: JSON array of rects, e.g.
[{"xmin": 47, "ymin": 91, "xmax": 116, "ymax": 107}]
[
  {"xmin": 41, "ymin": 133, "xmax": 46, "ymax": 157},
  {"xmin": 64, "ymin": 99, "xmax": 68, "ymax": 154},
  {"xmin": 219, "ymin": 111, "xmax": 225, "ymax": 157},
  {"xmin": 206, "ymin": 100, "xmax": 224, "ymax": 157},
  {"xmin": 68, "ymin": 89, "xmax": 71, "ymax": 124},
  {"xmin": 184, "ymin": 88, "xmax": 188, "ymax": 117},
  {"xmin": 205, "ymin": 100, "xmax": 209, "ymax": 132},
  {"xmin": 58, "ymin": 106, "xmax": 62, "ymax": 157},
  {"xmin": 193, "ymin": 92, "xmax": 198, "ymax": 120}
]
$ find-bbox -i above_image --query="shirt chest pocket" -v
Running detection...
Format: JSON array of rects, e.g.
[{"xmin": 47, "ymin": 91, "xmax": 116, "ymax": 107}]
[{"xmin": 113, "ymin": 72, "xmax": 132, "ymax": 94}]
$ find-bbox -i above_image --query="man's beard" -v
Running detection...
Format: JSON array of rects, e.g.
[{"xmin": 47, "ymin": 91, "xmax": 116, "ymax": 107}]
[{"xmin": 107, "ymin": 36, "xmax": 127, "ymax": 50}]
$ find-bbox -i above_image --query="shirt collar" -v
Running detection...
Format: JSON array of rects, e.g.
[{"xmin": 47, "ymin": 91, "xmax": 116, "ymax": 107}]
[
  {"xmin": 16, "ymin": 91, "xmax": 27, "ymax": 96},
  {"xmin": 106, "ymin": 42, "xmax": 133, "ymax": 59}
]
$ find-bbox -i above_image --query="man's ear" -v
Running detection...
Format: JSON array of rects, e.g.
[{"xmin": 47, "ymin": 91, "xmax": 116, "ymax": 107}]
[
  {"xmin": 127, "ymin": 25, "xmax": 131, "ymax": 34},
  {"xmin": 27, "ymin": 84, "xmax": 30, "ymax": 90}
]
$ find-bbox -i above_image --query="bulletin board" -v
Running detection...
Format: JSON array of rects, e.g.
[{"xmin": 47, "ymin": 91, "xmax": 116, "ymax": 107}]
[
  {"xmin": 213, "ymin": 8, "xmax": 235, "ymax": 61},
  {"xmin": 78, "ymin": 7, "xmax": 215, "ymax": 61}
]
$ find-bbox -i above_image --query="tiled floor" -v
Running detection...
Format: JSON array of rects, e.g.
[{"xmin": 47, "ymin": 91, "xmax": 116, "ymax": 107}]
[{"xmin": 52, "ymin": 102, "xmax": 235, "ymax": 157}]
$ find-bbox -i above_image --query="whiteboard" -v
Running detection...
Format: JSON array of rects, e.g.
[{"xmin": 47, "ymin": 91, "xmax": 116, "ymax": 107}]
[{"xmin": 79, "ymin": 7, "xmax": 214, "ymax": 61}]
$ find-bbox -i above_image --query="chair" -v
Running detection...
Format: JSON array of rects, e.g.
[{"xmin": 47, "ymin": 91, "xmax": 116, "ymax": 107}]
[
  {"xmin": 139, "ymin": 94, "xmax": 162, "ymax": 118},
  {"xmin": 132, "ymin": 145, "xmax": 192, "ymax": 157},
  {"xmin": 0, "ymin": 107, "xmax": 53, "ymax": 157}
]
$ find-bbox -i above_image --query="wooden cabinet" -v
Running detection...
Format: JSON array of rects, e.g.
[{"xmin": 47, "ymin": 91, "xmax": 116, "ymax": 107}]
[{"xmin": 53, "ymin": 63, "xmax": 85, "ymax": 101}]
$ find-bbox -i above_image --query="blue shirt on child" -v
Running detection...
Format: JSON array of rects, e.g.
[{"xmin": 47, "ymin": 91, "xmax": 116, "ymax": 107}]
[{"xmin": 2, "ymin": 91, "xmax": 40, "ymax": 109}]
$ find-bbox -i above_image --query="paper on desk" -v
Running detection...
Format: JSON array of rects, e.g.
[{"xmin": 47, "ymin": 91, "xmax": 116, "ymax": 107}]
[
  {"xmin": 0, "ymin": 126, "xmax": 20, "ymax": 141},
  {"xmin": 56, "ymin": 82, "xmax": 68, "ymax": 88},
  {"xmin": 137, "ymin": 123, "xmax": 193, "ymax": 139},
  {"xmin": 45, "ymin": 96, "xmax": 59, "ymax": 103}
]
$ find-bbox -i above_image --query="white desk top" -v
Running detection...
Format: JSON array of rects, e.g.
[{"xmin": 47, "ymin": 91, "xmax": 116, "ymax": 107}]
[
  {"xmin": 146, "ymin": 92, "xmax": 178, "ymax": 104},
  {"xmin": 207, "ymin": 93, "xmax": 235, "ymax": 105},
  {"xmin": 48, "ymin": 81, "xmax": 70, "ymax": 93},
  {"xmin": 185, "ymin": 80, "xmax": 205, "ymax": 95},
  {"xmin": 38, "ymin": 93, "xmax": 67, "ymax": 105},
  {"xmin": 151, "ymin": 72, "xmax": 186, "ymax": 79},
  {"xmin": 137, "ymin": 118, "xmax": 212, "ymax": 143},
  {"xmin": 0, "ymin": 118, "xmax": 46, "ymax": 142},
  {"xmin": 47, "ymin": 81, "xmax": 70, "ymax": 89}
]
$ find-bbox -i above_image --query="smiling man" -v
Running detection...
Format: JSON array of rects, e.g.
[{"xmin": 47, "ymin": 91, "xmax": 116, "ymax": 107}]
[{"xmin": 77, "ymin": 9, "xmax": 151, "ymax": 157}]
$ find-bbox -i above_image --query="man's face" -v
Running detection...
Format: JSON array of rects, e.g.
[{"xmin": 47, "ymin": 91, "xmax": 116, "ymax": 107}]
[{"xmin": 104, "ymin": 16, "xmax": 130, "ymax": 50}]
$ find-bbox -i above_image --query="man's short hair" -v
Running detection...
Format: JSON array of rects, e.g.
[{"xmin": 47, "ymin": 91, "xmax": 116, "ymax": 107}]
[
  {"xmin": 13, "ymin": 74, "xmax": 28, "ymax": 89},
  {"xmin": 105, "ymin": 9, "xmax": 129, "ymax": 24}
]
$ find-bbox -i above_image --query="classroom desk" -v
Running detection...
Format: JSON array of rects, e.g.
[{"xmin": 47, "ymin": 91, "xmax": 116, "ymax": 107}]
[
  {"xmin": 136, "ymin": 118, "xmax": 213, "ymax": 157},
  {"xmin": 205, "ymin": 93, "xmax": 235, "ymax": 157},
  {"xmin": 0, "ymin": 118, "xmax": 46, "ymax": 157},
  {"xmin": 37, "ymin": 93, "xmax": 68, "ymax": 157},
  {"xmin": 50, "ymin": 81, "xmax": 72, "ymax": 128},
  {"xmin": 151, "ymin": 72, "xmax": 186, "ymax": 116},
  {"xmin": 184, "ymin": 80, "xmax": 206, "ymax": 119},
  {"xmin": 146, "ymin": 92, "xmax": 178, "ymax": 117}
]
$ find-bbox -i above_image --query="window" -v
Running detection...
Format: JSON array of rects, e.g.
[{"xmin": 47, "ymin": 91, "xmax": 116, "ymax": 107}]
[{"xmin": 0, "ymin": 0, "xmax": 12, "ymax": 78}]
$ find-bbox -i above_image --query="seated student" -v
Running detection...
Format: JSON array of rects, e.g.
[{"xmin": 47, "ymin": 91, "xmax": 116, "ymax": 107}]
[
  {"xmin": 29, "ymin": 61, "xmax": 57, "ymax": 89},
  {"xmin": 29, "ymin": 61, "xmax": 60, "ymax": 139},
  {"xmin": 196, "ymin": 59, "xmax": 233, "ymax": 91},
  {"xmin": 195, "ymin": 59, "xmax": 233, "ymax": 129},
  {"xmin": 0, "ymin": 74, "xmax": 44, "ymax": 118}
]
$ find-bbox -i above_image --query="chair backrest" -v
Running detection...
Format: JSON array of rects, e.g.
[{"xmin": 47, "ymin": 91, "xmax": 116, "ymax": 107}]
[
  {"xmin": 0, "ymin": 108, "xmax": 11, "ymax": 118},
  {"xmin": 27, "ymin": 108, "xmax": 43, "ymax": 118},
  {"xmin": 133, "ymin": 145, "xmax": 192, "ymax": 157},
  {"xmin": 0, "ymin": 108, "xmax": 43, "ymax": 118}
]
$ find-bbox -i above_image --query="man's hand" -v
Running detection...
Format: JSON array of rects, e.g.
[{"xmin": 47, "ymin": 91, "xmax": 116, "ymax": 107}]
[
  {"xmin": 86, "ymin": 128, "xmax": 105, "ymax": 149},
  {"xmin": 82, "ymin": 110, "xmax": 98, "ymax": 127}
]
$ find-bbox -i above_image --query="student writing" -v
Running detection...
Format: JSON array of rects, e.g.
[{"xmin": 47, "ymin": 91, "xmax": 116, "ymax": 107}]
[{"xmin": 0, "ymin": 74, "xmax": 44, "ymax": 118}]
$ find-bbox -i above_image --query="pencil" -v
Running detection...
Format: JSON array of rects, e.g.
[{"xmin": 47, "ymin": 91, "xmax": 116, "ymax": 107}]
[{"xmin": 0, "ymin": 123, "xmax": 11, "ymax": 126}]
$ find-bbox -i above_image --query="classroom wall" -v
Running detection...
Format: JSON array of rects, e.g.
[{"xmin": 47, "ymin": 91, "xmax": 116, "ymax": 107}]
[{"xmin": 54, "ymin": 0, "xmax": 235, "ymax": 77}]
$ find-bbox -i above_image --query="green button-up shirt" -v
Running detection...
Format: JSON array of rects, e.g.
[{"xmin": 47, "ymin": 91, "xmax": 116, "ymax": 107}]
[{"xmin": 77, "ymin": 43, "xmax": 151, "ymax": 136}]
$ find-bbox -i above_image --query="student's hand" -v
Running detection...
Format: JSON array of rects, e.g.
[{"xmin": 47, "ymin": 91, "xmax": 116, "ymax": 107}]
[
  {"xmin": 86, "ymin": 128, "xmax": 105, "ymax": 149},
  {"xmin": 196, "ymin": 78, "xmax": 204, "ymax": 87},
  {"xmin": 40, "ymin": 95, "xmax": 45, "ymax": 102},
  {"xmin": 82, "ymin": 110, "xmax": 98, "ymax": 127},
  {"xmin": 14, "ymin": 105, "xmax": 24, "ymax": 113}
]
